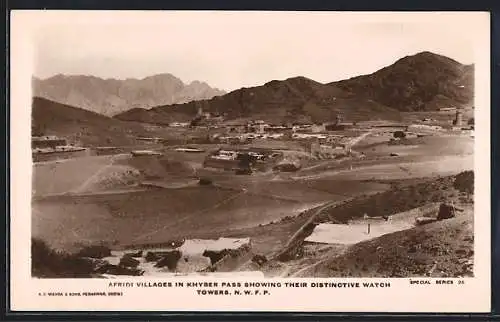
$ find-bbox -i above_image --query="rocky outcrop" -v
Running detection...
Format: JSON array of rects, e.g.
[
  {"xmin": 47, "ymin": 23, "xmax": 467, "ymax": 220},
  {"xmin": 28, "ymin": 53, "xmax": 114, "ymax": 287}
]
[
  {"xmin": 119, "ymin": 254, "xmax": 140, "ymax": 268},
  {"xmin": 154, "ymin": 250, "xmax": 182, "ymax": 271}
]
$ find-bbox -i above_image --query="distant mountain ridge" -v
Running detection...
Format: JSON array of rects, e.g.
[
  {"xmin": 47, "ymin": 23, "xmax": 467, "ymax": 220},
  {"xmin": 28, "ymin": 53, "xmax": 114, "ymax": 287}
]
[
  {"xmin": 115, "ymin": 75, "xmax": 401, "ymax": 125},
  {"xmin": 115, "ymin": 52, "xmax": 473, "ymax": 125},
  {"xmin": 32, "ymin": 73, "xmax": 226, "ymax": 116}
]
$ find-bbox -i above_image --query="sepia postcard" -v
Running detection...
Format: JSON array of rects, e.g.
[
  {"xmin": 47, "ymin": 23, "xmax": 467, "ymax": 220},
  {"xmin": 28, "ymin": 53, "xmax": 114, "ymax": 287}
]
[{"xmin": 9, "ymin": 10, "xmax": 491, "ymax": 312}]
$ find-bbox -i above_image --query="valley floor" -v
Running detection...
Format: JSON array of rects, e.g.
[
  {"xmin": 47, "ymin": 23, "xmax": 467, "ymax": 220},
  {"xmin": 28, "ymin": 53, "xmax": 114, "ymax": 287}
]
[{"xmin": 31, "ymin": 126, "xmax": 475, "ymax": 278}]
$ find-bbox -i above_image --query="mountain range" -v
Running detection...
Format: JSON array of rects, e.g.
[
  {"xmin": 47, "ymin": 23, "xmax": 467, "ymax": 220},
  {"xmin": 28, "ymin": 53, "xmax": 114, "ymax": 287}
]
[
  {"xmin": 114, "ymin": 51, "xmax": 474, "ymax": 125},
  {"xmin": 32, "ymin": 73, "xmax": 226, "ymax": 116},
  {"xmin": 33, "ymin": 51, "xmax": 474, "ymax": 129}
]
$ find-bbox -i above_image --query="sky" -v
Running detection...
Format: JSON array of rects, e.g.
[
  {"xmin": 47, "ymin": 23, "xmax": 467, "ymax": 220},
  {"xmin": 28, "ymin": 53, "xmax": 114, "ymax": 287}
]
[{"xmin": 27, "ymin": 11, "xmax": 481, "ymax": 92}]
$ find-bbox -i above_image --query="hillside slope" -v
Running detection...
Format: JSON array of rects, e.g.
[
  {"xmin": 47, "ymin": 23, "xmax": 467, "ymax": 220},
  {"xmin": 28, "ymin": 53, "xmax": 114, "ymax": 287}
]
[
  {"xmin": 32, "ymin": 97, "xmax": 150, "ymax": 147},
  {"xmin": 115, "ymin": 76, "xmax": 401, "ymax": 125},
  {"xmin": 33, "ymin": 74, "xmax": 226, "ymax": 116},
  {"xmin": 332, "ymin": 51, "xmax": 474, "ymax": 111},
  {"xmin": 287, "ymin": 171, "xmax": 475, "ymax": 278},
  {"xmin": 296, "ymin": 211, "xmax": 473, "ymax": 278},
  {"xmin": 115, "ymin": 51, "xmax": 472, "ymax": 124}
]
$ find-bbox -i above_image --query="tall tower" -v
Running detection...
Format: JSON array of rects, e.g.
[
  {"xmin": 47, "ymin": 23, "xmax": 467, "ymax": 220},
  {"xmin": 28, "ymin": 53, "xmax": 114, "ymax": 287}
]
[
  {"xmin": 454, "ymin": 110, "xmax": 463, "ymax": 127},
  {"xmin": 335, "ymin": 113, "xmax": 343, "ymax": 126}
]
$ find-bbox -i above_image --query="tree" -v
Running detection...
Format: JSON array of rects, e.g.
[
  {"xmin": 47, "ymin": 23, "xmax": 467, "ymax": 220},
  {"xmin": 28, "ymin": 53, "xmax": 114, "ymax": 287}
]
[{"xmin": 453, "ymin": 171, "xmax": 474, "ymax": 194}]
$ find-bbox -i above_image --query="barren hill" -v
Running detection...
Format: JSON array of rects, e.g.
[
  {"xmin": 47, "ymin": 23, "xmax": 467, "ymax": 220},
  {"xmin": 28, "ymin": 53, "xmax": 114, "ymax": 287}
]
[
  {"xmin": 283, "ymin": 171, "xmax": 475, "ymax": 278},
  {"xmin": 32, "ymin": 74, "xmax": 226, "ymax": 116},
  {"xmin": 115, "ymin": 52, "xmax": 472, "ymax": 124},
  {"xmin": 295, "ymin": 212, "xmax": 473, "ymax": 278},
  {"xmin": 332, "ymin": 51, "xmax": 474, "ymax": 111},
  {"xmin": 115, "ymin": 76, "xmax": 401, "ymax": 125},
  {"xmin": 32, "ymin": 97, "xmax": 151, "ymax": 146}
]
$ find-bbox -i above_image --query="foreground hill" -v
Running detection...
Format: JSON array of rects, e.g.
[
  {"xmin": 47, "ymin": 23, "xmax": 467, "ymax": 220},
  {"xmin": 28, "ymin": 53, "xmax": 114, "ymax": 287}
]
[
  {"xmin": 33, "ymin": 74, "xmax": 226, "ymax": 116},
  {"xmin": 115, "ymin": 76, "xmax": 401, "ymax": 125},
  {"xmin": 332, "ymin": 51, "xmax": 474, "ymax": 111},
  {"xmin": 32, "ymin": 97, "xmax": 151, "ymax": 146},
  {"xmin": 296, "ymin": 212, "xmax": 473, "ymax": 278},
  {"xmin": 284, "ymin": 171, "xmax": 475, "ymax": 278}
]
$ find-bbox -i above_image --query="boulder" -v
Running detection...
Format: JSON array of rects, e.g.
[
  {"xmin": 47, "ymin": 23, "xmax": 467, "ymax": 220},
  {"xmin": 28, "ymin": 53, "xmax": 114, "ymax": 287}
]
[
  {"xmin": 453, "ymin": 171, "xmax": 474, "ymax": 194},
  {"xmin": 437, "ymin": 203, "xmax": 456, "ymax": 220},
  {"xmin": 203, "ymin": 250, "xmax": 231, "ymax": 265}
]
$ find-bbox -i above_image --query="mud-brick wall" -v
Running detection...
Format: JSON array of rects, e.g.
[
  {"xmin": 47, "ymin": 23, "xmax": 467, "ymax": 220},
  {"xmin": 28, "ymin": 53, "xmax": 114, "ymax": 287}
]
[{"xmin": 32, "ymin": 149, "xmax": 90, "ymax": 162}]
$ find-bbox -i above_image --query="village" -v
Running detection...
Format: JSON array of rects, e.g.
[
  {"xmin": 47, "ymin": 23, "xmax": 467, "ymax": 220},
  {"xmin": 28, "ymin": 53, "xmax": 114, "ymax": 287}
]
[{"xmin": 31, "ymin": 101, "xmax": 475, "ymax": 278}]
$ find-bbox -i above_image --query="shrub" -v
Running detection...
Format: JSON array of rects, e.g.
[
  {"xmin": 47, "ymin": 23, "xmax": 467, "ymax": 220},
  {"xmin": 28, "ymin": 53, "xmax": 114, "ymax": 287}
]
[
  {"xmin": 453, "ymin": 171, "xmax": 474, "ymax": 194},
  {"xmin": 251, "ymin": 254, "xmax": 268, "ymax": 266},
  {"xmin": 31, "ymin": 238, "xmax": 94, "ymax": 278},
  {"xmin": 155, "ymin": 251, "xmax": 181, "ymax": 270}
]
